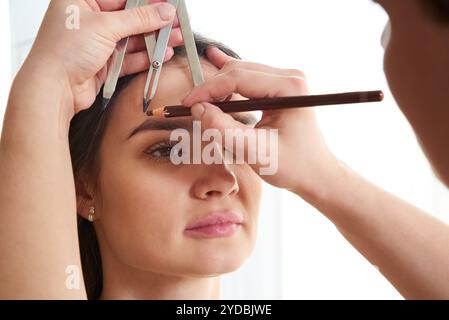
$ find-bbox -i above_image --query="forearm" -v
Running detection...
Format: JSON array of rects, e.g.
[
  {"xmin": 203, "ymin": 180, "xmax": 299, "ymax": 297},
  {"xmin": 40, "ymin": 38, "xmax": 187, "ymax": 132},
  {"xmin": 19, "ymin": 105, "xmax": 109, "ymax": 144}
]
[
  {"xmin": 0, "ymin": 61, "xmax": 86, "ymax": 299},
  {"xmin": 298, "ymin": 160, "xmax": 449, "ymax": 299},
  {"xmin": 3, "ymin": 54, "xmax": 74, "ymax": 140}
]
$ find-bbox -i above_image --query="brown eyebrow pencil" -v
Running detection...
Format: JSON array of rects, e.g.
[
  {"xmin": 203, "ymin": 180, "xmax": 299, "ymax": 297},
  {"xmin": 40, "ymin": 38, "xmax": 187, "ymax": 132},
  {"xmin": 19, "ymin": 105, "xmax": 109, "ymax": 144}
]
[{"xmin": 146, "ymin": 90, "xmax": 384, "ymax": 118}]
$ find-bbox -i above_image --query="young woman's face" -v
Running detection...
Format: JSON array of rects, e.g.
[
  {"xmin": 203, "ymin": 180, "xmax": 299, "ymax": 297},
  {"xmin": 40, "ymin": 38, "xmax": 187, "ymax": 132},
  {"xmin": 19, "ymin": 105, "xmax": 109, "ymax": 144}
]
[
  {"xmin": 377, "ymin": 0, "xmax": 449, "ymax": 183},
  {"xmin": 92, "ymin": 57, "xmax": 262, "ymax": 277}
]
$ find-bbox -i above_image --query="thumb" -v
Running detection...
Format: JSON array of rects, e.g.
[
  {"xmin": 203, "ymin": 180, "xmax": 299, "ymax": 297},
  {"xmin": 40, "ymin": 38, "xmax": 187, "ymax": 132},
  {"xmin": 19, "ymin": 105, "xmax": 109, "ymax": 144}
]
[
  {"xmin": 191, "ymin": 103, "xmax": 273, "ymax": 174},
  {"xmin": 104, "ymin": 3, "xmax": 176, "ymax": 40},
  {"xmin": 191, "ymin": 102, "xmax": 250, "ymax": 134}
]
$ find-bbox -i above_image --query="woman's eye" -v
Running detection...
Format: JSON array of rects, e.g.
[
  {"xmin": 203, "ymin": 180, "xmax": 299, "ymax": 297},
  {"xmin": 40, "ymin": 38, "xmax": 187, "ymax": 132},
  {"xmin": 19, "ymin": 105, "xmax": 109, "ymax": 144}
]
[{"xmin": 144, "ymin": 141, "xmax": 180, "ymax": 159}]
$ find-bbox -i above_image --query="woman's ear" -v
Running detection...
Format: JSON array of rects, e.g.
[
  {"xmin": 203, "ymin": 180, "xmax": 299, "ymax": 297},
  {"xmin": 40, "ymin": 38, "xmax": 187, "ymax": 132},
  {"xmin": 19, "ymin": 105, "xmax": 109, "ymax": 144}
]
[{"xmin": 75, "ymin": 176, "xmax": 95, "ymax": 220}]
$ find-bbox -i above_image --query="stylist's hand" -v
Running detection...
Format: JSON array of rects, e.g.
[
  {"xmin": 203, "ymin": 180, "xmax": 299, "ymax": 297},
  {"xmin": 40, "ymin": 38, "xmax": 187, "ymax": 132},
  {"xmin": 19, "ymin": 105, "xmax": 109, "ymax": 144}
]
[
  {"xmin": 183, "ymin": 48, "xmax": 339, "ymax": 197},
  {"xmin": 26, "ymin": 0, "xmax": 182, "ymax": 115}
]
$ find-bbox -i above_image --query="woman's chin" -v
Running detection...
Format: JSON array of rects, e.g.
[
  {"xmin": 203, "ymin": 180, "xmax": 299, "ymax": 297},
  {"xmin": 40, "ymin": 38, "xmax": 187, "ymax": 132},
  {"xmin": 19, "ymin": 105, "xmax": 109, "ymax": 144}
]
[
  {"xmin": 186, "ymin": 249, "xmax": 251, "ymax": 277},
  {"xmin": 205, "ymin": 253, "xmax": 254, "ymax": 275},
  {"xmin": 200, "ymin": 261, "xmax": 243, "ymax": 276}
]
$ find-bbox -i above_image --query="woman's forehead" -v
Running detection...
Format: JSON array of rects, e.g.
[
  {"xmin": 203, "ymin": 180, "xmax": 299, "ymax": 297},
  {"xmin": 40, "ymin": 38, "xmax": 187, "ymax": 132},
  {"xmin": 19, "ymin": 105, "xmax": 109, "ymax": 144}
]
[{"xmin": 105, "ymin": 58, "xmax": 220, "ymax": 137}]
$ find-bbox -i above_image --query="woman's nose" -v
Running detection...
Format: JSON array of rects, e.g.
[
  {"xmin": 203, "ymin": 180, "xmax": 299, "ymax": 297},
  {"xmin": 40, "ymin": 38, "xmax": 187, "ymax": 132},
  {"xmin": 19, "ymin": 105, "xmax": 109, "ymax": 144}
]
[
  {"xmin": 191, "ymin": 145, "xmax": 240, "ymax": 200},
  {"xmin": 192, "ymin": 166, "xmax": 240, "ymax": 200}
]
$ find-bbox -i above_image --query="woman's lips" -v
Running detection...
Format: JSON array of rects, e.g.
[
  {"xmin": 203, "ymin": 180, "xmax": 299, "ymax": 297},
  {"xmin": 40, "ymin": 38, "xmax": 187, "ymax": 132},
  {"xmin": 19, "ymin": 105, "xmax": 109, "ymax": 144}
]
[{"xmin": 184, "ymin": 211, "xmax": 243, "ymax": 239}]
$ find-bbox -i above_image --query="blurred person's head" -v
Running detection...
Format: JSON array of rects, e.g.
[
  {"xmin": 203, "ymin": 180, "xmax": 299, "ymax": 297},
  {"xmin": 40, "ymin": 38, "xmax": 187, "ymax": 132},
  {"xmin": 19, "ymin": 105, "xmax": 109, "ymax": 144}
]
[{"xmin": 376, "ymin": 0, "xmax": 449, "ymax": 184}]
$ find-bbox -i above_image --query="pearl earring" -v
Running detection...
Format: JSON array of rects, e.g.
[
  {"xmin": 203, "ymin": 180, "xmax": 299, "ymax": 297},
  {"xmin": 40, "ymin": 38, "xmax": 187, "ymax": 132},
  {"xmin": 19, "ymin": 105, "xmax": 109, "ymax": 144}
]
[{"xmin": 88, "ymin": 206, "xmax": 95, "ymax": 222}]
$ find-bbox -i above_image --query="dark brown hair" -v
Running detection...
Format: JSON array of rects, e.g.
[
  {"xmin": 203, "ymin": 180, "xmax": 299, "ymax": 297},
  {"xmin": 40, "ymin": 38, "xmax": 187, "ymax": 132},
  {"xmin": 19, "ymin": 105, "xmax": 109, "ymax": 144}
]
[
  {"xmin": 68, "ymin": 34, "xmax": 240, "ymax": 300},
  {"xmin": 419, "ymin": 0, "xmax": 449, "ymax": 23}
]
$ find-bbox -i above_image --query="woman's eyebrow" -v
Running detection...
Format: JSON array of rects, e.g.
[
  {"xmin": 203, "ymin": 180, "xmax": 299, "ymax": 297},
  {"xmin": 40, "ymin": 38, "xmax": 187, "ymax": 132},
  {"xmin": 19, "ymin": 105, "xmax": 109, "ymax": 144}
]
[
  {"xmin": 126, "ymin": 113, "xmax": 259, "ymax": 141},
  {"xmin": 127, "ymin": 118, "xmax": 192, "ymax": 140}
]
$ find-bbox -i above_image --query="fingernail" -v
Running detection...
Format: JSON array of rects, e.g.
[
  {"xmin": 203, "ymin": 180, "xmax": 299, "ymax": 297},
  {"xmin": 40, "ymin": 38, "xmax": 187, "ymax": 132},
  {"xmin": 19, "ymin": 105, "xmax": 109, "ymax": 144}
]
[
  {"xmin": 216, "ymin": 95, "xmax": 233, "ymax": 102},
  {"xmin": 157, "ymin": 3, "xmax": 176, "ymax": 21},
  {"xmin": 191, "ymin": 103, "xmax": 205, "ymax": 120}
]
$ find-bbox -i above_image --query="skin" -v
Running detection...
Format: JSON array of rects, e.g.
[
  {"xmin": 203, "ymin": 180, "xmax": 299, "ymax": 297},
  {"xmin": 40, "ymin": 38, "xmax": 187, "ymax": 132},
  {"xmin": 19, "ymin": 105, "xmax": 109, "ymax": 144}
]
[
  {"xmin": 77, "ymin": 59, "xmax": 262, "ymax": 299},
  {"xmin": 2, "ymin": 0, "xmax": 449, "ymax": 299}
]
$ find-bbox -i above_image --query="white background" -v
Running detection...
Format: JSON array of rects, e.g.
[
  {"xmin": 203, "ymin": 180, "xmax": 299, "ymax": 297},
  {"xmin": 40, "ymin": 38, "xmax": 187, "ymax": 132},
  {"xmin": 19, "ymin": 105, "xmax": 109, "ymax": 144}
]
[{"xmin": 2, "ymin": 0, "xmax": 449, "ymax": 300}]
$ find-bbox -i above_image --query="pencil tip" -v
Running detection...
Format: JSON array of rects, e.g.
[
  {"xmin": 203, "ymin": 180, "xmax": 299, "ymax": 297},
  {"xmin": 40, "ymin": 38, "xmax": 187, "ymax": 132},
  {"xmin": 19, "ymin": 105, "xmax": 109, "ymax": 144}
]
[
  {"xmin": 146, "ymin": 109, "xmax": 154, "ymax": 117},
  {"xmin": 102, "ymin": 98, "xmax": 110, "ymax": 110},
  {"xmin": 143, "ymin": 99, "xmax": 151, "ymax": 113}
]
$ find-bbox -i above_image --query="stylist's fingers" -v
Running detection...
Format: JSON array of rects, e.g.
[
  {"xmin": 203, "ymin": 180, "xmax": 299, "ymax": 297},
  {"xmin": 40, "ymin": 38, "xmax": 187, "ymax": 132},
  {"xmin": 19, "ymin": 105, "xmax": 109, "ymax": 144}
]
[
  {"xmin": 191, "ymin": 103, "xmax": 261, "ymax": 163},
  {"xmin": 119, "ymin": 47, "xmax": 174, "ymax": 77},
  {"xmin": 206, "ymin": 47, "xmax": 232, "ymax": 69},
  {"xmin": 103, "ymin": 2, "xmax": 176, "ymax": 41},
  {"xmin": 96, "ymin": 0, "xmax": 181, "ymax": 27},
  {"xmin": 127, "ymin": 35, "xmax": 147, "ymax": 53},
  {"xmin": 192, "ymin": 103, "xmax": 250, "ymax": 133},
  {"xmin": 95, "ymin": 0, "xmax": 126, "ymax": 11},
  {"xmin": 207, "ymin": 47, "xmax": 306, "ymax": 79},
  {"xmin": 183, "ymin": 68, "xmax": 307, "ymax": 106},
  {"xmin": 142, "ymin": 0, "xmax": 181, "ymax": 26},
  {"xmin": 126, "ymin": 28, "xmax": 183, "ymax": 53},
  {"xmin": 95, "ymin": 0, "xmax": 177, "ymax": 11},
  {"xmin": 201, "ymin": 47, "xmax": 308, "ymax": 106}
]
